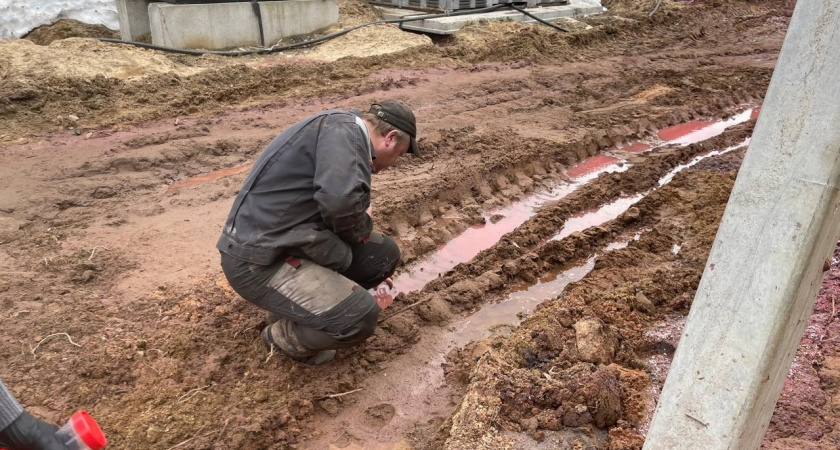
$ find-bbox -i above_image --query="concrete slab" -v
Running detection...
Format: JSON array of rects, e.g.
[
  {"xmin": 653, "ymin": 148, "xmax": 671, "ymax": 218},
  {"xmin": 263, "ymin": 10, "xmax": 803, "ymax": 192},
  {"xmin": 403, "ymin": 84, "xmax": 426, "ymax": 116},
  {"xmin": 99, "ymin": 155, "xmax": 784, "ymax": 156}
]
[
  {"xmin": 148, "ymin": 0, "xmax": 339, "ymax": 50},
  {"xmin": 378, "ymin": 0, "xmax": 604, "ymax": 34},
  {"xmin": 115, "ymin": 0, "xmax": 151, "ymax": 42}
]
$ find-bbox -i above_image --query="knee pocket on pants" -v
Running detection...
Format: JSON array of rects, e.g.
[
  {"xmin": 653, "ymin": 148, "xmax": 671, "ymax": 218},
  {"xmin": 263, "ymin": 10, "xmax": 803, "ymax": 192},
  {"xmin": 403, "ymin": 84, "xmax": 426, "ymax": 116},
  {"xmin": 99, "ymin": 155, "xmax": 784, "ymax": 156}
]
[
  {"xmin": 318, "ymin": 286, "xmax": 379, "ymax": 334},
  {"xmin": 353, "ymin": 306, "xmax": 381, "ymax": 340}
]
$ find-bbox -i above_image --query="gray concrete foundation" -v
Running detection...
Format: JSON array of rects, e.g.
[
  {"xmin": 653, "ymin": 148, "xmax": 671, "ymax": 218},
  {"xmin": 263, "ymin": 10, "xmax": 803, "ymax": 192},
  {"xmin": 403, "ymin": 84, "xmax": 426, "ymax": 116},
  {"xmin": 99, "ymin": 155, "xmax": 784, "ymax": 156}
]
[
  {"xmin": 116, "ymin": 0, "xmax": 152, "ymax": 42},
  {"xmin": 378, "ymin": 0, "xmax": 603, "ymax": 34},
  {"xmin": 147, "ymin": 0, "xmax": 338, "ymax": 50}
]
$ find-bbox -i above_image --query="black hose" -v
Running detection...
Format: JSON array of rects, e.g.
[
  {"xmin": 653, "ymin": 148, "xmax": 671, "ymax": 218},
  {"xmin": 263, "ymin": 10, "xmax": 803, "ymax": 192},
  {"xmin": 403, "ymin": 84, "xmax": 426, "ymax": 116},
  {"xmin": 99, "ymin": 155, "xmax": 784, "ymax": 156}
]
[
  {"xmin": 508, "ymin": 3, "xmax": 570, "ymax": 33},
  {"xmin": 98, "ymin": 2, "xmax": 570, "ymax": 56}
]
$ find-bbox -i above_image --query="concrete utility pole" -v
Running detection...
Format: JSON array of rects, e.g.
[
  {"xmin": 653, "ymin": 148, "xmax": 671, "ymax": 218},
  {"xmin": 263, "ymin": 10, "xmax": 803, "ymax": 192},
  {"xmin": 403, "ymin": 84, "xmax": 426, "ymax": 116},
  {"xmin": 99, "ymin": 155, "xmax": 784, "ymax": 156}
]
[{"xmin": 644, "ymin": 2, "xmax": 840, "ymax": 449}]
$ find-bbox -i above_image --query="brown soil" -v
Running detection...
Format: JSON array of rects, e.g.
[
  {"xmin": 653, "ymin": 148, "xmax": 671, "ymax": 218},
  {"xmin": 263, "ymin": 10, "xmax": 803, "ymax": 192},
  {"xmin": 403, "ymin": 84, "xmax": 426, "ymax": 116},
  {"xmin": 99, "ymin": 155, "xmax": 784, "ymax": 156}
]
[
  {"xmin": 2, "ymin": 0, "xmax": 832, "ymax": 449},
  {"xmin": 23, "ymin": 19, "xmax": 120, "ymax": 45}
]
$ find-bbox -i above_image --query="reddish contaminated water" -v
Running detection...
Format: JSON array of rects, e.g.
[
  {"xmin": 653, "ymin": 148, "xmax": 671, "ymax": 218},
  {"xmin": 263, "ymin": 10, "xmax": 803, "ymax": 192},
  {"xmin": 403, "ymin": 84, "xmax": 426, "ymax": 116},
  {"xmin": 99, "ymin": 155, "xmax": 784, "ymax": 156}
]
[
  {"xmin": 392, "ymin": 110, "xmax": 755, "ymax": 295},
  {"xmin": 617, "ymin": 107, "xmax": 756, "ymax": 156},
  {"xmin": 548, "ymin": 138, "xmax": 750, "ymax": 242},
  {"xmin": 551, "ymin": 195, "xmax": 645, "ymax": 242},
  {"xmin": 565, "ymin": 154, "xmax": 621, "ymax": 178},
  {"xmin": 656, "ymin": 109, "xmax": 753, "ymax": 146},
  {"xmin": 620, "ymin": 142, "xmax": 654, "ymax": 153},
  {"xmin": 657, "ymin": 120, "xmax": 715, "ymax": 142},
  {"xmin": 393, "ymin": 155, "xmax": 628, "ymax": 294},
  {"xmin": 447, "ymin": 258, "xmax": 596, "ymax": 347},
  {"xmin": 166, "ymin": 163, "xmax": 252, "ymax": 192}
]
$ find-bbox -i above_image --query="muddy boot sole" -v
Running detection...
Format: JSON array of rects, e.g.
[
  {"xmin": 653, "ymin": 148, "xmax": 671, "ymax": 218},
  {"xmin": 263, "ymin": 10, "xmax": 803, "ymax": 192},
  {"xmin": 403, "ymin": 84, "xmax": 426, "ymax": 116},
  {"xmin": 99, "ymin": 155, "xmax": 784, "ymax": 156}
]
[{"xmin": 261, "ymin": 325, "xmax": 336, "ymax": 366}]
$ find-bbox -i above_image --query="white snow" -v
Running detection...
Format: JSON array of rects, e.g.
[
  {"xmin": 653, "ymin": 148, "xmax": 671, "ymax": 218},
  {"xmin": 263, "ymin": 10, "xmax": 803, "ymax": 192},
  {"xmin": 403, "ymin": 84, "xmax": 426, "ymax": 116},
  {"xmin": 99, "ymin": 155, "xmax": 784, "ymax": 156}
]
[{"xmin": 0, "ymin": 0, "xmax": 119, "ymax": 39}]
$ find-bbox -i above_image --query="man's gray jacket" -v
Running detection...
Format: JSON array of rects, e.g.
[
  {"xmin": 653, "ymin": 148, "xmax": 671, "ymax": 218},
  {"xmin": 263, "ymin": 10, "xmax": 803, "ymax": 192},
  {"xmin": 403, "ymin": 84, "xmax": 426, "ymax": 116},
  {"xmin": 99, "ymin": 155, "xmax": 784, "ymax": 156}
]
[
  {"xmin": 217, "ymin": 110, "xmax": 374, "ymax": 271},
  {"xmin": 0, "ymin": 380, "xmax": 24, "ymax": 432}
]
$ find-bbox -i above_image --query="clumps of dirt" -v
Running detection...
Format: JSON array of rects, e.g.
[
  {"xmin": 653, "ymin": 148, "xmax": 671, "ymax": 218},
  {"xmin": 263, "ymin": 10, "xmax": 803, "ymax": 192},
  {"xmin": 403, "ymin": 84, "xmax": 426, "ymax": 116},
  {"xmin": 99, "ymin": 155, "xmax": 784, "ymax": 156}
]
[
  {"xmin": 23, "ymin": 19, "xmax": 119, "ymax": 45},
  {"xmin": 439, "ymin": 165, "xmax": 741, "ymax": 448},
  {"xmin": 337, "ymin": 0, "xmax": 383, "ymax": 26},
  {"xmin": 761, "ymin": 243, "xmax": 840, "ymax": 448}
]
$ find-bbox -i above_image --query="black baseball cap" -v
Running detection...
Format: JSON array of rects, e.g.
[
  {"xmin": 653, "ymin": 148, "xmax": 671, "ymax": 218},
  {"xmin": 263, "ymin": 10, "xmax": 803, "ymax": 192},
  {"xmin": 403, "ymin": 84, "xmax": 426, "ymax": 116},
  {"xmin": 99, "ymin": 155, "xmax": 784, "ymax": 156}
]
[{"xmin": 369, "ymin": 100, "xmax": 420, "ymax": 156}]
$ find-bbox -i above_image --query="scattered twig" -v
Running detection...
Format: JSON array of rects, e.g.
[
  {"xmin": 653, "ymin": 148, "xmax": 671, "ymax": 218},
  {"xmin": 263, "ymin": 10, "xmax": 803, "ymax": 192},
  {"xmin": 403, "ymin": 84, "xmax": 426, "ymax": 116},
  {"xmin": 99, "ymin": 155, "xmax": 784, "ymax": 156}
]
[
  {"xmin": 148, "ymin": 348, "xmax": 167, "ymax": 357},
  {"xmin": 313, "ymin": 388, "xmax": 363, "ymax": 401},
  {"xmin": 649, "ymin": 0, "xmax": 663, "ymax": 17},
  {"xmin": 233, "ymin": 325, "xmax": 255, "ymax": 339},
  {"xmin": 30, "ymin": 333, "xmax": 82, "ymax": 357},
  {"xmin": 216, "ymin": 418, "xmax": 230, "ymax": 442},
  {"xmin": 378, "ymin": 297, "xmax": 433, "ymax": 323},
  {"xmin": 89, "ymin": 246, "xmax": 109, "ymax": 261},
  {"xmin": 164, "ymin": 425, "xmax": 212, "ymax": 450},
  {"xmin": 264, "ymin": 343, "xmax": 276, "ymax": 363},
  {"xmin": 177, "ymin": 385, "xmax": 211, "ymax": 404},
  {"xmin": 142, "ymin": 361, "xmax": 161, "ymax": 375}
]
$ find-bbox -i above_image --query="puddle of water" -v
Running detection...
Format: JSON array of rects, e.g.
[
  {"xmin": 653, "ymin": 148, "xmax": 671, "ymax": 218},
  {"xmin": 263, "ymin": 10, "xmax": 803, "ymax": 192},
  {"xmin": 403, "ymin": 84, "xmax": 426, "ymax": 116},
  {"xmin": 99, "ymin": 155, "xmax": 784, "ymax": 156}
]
[
  {"xmin": 657, "ymin": 138, "xmax": 750, "ymax": 186},
  {"xmin": 394, "ymin": 120, "xmax": 752, "ymax": 295},
  {"xmin": 166, "ymin": 163, "xmax": 252, "ymax": 192},
  {"xmin": 393, "ymin": 156, "xmax": 628, "ymax": 294},
  {"xmin": 566, "ymin": 154, "xmax": 621, "ymax": 178},
  {"xmin": 616, "ymin": 107, "xmax": 755, "ymax": 156},
  {"xmin": 551, "ymin": 195, "xmax": 645, "ymax": 242},
  {"xmin": 549, "ymin": 138, "xmax": 750, "ymax": 243},
  {"xmin": 447, "ymin": 258, "xmax": 596, "ymax": 348},
  {"xmin": 657, "ymin": 109, "xmax": 753, "ymax": 146}
]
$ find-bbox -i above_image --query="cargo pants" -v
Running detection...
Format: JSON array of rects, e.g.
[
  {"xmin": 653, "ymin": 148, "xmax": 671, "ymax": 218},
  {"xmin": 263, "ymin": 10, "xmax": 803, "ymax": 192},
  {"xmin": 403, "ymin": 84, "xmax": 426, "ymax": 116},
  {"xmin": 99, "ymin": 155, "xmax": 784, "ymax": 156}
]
[{"xmin": 220, "ymin": 232, "xmax": 400, "ymax": 358}]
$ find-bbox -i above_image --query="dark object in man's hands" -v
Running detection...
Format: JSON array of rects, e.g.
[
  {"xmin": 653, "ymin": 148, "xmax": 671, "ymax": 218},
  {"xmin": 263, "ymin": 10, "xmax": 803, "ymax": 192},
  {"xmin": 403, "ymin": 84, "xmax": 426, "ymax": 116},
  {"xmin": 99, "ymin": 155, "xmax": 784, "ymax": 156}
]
[{"xmin": 0, "ymin": 412, "xmax": 67, "ymax": 450}]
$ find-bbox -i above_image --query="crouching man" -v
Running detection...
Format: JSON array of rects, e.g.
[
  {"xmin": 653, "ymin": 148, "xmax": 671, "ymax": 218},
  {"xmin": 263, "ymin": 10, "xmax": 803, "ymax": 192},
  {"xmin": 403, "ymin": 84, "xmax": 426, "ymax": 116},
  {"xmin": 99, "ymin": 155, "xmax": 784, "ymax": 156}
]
[{"xmin": 217, "ymin": 100, "xmax": 419, "ymax": 365}]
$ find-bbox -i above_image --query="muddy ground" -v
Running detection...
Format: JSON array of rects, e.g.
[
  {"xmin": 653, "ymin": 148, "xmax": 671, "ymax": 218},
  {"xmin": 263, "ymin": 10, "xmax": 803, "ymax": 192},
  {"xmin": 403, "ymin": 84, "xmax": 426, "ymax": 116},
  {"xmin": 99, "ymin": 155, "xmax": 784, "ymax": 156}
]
[{"xmin": 3, "ymin": 0, "xmax": 837, "ymax": 449}]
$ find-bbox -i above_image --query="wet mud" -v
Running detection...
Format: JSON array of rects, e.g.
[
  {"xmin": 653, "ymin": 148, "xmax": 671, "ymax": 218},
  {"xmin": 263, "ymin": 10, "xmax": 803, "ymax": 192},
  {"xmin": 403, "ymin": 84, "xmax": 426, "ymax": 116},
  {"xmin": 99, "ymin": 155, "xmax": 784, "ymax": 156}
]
[{"xmin": 2, "ymin": 1, "xmax": 830, "ymax": 449}]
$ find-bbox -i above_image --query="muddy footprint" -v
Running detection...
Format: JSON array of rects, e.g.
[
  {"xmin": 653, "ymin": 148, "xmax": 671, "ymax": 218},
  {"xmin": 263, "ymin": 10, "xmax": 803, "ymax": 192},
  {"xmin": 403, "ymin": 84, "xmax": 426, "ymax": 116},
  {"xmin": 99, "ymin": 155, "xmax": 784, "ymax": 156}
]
[{"xmin": 363, "ymin": 403, "xmax": 396, "ymax": 428}]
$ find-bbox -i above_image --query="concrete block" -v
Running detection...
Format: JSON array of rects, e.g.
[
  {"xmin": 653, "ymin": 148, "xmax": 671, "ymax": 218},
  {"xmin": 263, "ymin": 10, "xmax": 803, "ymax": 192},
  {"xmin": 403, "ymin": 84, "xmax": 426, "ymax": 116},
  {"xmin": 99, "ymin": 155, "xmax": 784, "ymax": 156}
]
[
  {"xmin": 149, "ymin": 0, "xmax": 339, "ymax": 50},
  {"xmin": 378, "ymin": 0, "xmax": 603, "ymax": 34},
  {"xmin": 116, "ymin": 0, "xmax": 152, "ymax": 42}
]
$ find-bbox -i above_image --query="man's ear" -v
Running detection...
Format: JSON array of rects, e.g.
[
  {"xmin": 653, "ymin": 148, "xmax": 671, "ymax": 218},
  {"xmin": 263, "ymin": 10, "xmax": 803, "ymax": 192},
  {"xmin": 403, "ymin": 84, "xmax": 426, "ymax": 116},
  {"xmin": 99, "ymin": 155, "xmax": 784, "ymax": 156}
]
[{"xmin": 385, "ymin": 130, "xmax": 399, "ymax": 146}]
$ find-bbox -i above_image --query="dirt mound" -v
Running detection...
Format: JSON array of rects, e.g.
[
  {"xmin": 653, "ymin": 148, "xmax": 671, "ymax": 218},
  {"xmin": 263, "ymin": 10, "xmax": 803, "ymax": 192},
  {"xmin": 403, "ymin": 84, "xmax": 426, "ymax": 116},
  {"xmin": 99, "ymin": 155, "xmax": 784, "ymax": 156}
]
[
  {"xmin": 23, "ymin": 19, "xmax": 119, "ymax": 45},
  {"xmin": 0, "ymin": 39, "xmax": 208, "ymax": 83},
  {"xmin": 337, "ymin": 0, "xmax": 383, "ymax": 26},
  {"xmin": 291, "ymin": 24, "xmax": 433, "ymax": 62}
]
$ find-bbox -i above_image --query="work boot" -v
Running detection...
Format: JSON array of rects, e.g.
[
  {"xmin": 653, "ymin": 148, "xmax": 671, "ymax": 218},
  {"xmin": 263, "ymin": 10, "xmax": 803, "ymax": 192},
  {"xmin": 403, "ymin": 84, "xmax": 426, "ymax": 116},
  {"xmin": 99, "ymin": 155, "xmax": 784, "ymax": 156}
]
[{"xmin": 261, "ymin": 321, "xmax": 336, "ymax": 366}]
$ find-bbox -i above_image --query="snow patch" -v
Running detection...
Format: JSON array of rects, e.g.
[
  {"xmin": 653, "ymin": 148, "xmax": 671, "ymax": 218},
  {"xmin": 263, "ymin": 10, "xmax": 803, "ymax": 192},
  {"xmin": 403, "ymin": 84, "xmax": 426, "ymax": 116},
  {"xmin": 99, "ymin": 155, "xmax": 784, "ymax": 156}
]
[{"xmin": 0, "ymin": 0, "xmax": 119, "ymax": 39}]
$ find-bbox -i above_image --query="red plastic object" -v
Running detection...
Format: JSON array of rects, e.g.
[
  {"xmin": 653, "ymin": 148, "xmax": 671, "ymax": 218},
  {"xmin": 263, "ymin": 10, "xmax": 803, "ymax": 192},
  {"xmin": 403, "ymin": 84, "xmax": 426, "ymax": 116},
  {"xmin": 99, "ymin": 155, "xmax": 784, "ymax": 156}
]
[
  {"xmin": 67, "ymin": 411, "xmax": 107, "ymax": 450},
  {"xmin": 0, "ymin": 411, "xmax": 107, "ymax": 450}
]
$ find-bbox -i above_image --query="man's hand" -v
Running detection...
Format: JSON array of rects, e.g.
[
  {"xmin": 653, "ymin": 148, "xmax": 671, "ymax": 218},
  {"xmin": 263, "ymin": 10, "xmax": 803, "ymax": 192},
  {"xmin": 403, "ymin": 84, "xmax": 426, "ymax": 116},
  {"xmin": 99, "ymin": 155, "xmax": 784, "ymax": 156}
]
[
  {"xmin": 0, "ymin": 412, "xmax": 67, "ymax": 450},
  {"xmin": 373, "ymin": 278, "xmax": 395, "ymax": 310}
]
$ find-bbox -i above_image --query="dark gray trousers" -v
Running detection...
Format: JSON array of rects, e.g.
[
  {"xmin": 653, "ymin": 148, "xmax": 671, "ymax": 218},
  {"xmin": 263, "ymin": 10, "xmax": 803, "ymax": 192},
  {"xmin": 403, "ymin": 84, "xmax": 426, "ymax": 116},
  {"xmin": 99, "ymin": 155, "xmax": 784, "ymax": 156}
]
[{"xmin": 221, "ymin": 232, "xmax": 400, "ymax": 356}]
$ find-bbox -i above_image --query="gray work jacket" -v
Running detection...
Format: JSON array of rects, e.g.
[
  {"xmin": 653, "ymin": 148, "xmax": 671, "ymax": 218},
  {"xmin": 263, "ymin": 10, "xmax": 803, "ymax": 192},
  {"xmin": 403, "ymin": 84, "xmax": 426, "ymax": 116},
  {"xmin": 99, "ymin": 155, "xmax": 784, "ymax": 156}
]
[
  {"xmin": 216, "ymin": 110, "xmax": 374, "ymax": 271},
  {"xmin": 0, "ymin": 380, "xmax": 24, "ymax": 431}
]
